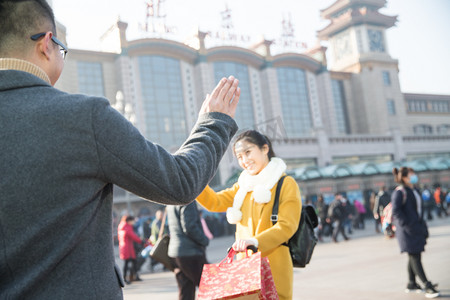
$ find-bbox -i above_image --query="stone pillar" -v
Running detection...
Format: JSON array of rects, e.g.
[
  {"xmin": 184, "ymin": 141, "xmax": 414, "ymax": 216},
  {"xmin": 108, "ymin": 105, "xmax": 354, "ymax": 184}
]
[
  {"xmin": 391, "ymin": 128, "xmax": 406, "ymax": 162},
  {"xmin": 315, "ymin": 128, "xmax": 332, "ymax": 167}
]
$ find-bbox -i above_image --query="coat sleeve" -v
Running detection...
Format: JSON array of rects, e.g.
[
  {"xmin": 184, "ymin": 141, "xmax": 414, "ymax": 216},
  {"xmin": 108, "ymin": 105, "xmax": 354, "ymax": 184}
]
[
  {"xmin": 256, "ymin": 176, "xmax": 302, "ymax": 254},
  {"xmin": 196, "ymin": 183, "xmax": 239, "ymax": 212},
  {"xmin": 126, "ymin": 226, "xmax": 142, "ymax": 244},
  {"xmin": 179, "ymin": 203, "xmax": 209, "ymax": 247},
  {"xmin": 90, "ymin": 97, "xmax": 238, "ymax": 206}
]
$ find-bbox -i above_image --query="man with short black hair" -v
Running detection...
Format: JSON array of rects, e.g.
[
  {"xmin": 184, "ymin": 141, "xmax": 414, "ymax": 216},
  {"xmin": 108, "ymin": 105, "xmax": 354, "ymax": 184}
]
[{"xmin": 0, "ymin": 1, "xmax": 241, "ymax": 298}]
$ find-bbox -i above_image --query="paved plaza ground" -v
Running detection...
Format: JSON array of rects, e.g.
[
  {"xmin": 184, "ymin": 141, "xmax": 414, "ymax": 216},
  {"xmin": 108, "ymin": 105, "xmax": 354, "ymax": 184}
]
[{"xmin": 117, "ymin": 218, "xmax": 450, "ymax": 300}]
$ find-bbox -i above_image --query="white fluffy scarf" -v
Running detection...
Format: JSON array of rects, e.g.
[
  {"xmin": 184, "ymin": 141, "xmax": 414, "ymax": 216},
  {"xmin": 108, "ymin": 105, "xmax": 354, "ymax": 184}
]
[{"xmin": 226, "ymin": 157, "xmax": 287, "ymax": 224}]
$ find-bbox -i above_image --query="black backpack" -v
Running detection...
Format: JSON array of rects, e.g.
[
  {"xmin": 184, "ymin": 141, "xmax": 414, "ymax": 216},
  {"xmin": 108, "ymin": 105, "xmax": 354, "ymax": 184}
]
[{"xmin": 271, "ymin": 176, "xmax": 319, "ymax": 268}]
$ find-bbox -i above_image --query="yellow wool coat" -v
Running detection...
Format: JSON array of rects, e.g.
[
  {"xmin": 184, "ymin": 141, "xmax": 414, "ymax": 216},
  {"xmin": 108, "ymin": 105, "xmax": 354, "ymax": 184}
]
[{"xmin": 196, "ymin": 175, "xmax": 301, "ymax": 300}]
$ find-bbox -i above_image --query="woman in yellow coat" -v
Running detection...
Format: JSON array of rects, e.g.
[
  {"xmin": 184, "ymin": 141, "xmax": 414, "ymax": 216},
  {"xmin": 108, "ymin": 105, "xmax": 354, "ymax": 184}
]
[{"xmin": 196, "ymin": 130, "xmax": 301, "ymax": 300}]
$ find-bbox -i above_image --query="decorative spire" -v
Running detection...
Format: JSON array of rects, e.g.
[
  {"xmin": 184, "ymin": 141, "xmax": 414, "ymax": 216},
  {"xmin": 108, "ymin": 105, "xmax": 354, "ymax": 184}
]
[{"xmin": 141, "ymin": 0, "xmax": 175, "ymax": 35}]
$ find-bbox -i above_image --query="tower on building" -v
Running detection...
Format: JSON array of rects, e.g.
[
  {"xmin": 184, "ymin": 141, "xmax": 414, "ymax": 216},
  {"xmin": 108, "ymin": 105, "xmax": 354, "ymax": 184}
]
[{"xmin": 318, "ymin": 0, "xmax": 405, "ymax": 135}]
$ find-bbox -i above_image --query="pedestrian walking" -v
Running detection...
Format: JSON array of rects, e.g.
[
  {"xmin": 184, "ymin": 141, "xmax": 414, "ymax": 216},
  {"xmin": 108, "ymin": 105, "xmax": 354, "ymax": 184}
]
[
  {"xmin": 316, "ymin": 195, "xmax": 330, "ymax": 241},
  {"xmin": 167, "ymin": 202, "xmax": 210, "ymax": 300},
  {"xmin": 0, "ymin": 1, "xmax": 240, "ymax": 298},
  {"xmin": 327, "ymin": 193, "xmax": 350, "ymax": 243},
  {"xmin": 391, "ymin": 167, "xmax": 440, "ymax": 298},
  {"xmin": 373, "ymin": 186, "xmax": 391, "ymax": 233},
  {"xmin": 434, "ymin": 186, "xmax": 448, "ymax": 217},
  {"xmin": 118, "ymin": 215, "xmax": 143, "ymax": 284},
  {"xmin": 196, "ymin": 130, "xmax": 302, "ymax": 300},
  {"xmin": 353, "ymin": 199, "xmax": 366, "ymax": 229},
  {"xmin": 421, "ymin": 185, "xmax": 434, "ymax": 220}
]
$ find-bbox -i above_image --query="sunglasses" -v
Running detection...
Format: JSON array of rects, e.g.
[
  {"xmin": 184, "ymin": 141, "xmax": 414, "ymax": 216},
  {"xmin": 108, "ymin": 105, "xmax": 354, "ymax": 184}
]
[{"xmin": 30, "ymin": 32, "xmax": 68, "ymax": 60}]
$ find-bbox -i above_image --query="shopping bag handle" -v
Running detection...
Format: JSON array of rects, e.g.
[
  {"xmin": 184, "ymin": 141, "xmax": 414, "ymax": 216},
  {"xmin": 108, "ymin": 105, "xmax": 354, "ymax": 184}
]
[
  {"xmin": 221, "ymin": 245, "xmax": 258, "ymax": 265},
  {"xmin": 226, "ymin": 245, "xmax": 258, "ymax": 254}
]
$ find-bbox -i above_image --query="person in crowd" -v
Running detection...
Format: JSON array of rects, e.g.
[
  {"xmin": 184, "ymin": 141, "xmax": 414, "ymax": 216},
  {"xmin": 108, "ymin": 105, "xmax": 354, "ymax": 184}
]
[
  {"xmin": 373, "ymin": 186, "xmax": 391, "ymax": 233},
  {"xmin": 149, "ymin": 209, "xmax": 170, "ymax": 272},
  {"xmin": 167, "ymin": 202, "xmax": 210, "ymax": 300},
  {"xmin": 421, "ymin": 185, "xmax": 434, "ymax": 220},
  {"xmin": 446, "ymin": 188, "xmax": 450, "ymax": 215},
  {"xmin": 391, "ymin": 167, "xmax": 439, "ymax": 298},
  {"xmin": 434, "ymin": 186, "xmax": 448, "ymax": 217},
  {"xmin": 341, "ymin": 197, "xmax": 354, "ymax": 235},
  {"xmin": 369, "ymin": 191, "xmax": 378, "ymax": 232},
  {"xmin": 150, "ymin": 209, "xmax": 169, "ymax": 244},
  {"xmin": 353, "ymin": 199, "xmax": 366, "ymax": 229},
  {"xmin": 196, "ymin": 130, "xmax": 301, "ymax": 300},
  {"xmin": 0, "ymin": 1, "xmax": 240, "ymax": 298},
  {"xmin": 327, "ymin": 193, "xmax": 350, "ymax": 243},
  {"xmin": 133, "ymin": 215, "xmax": 152, "ymax": 272},
  {"xmin": 118, "ymin": 215, "xmax": 143, "ymax": 284},
  {"xmin": 316, "ymin": 195, "xmax": 330, "ymax": 242}
]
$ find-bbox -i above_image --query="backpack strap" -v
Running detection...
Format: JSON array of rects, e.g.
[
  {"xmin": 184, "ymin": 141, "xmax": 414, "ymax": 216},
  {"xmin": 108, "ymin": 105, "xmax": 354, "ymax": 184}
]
[
  {"xmin": 395, "ymin": 185, "xmax": 407, "ymax": 205},
  {"xmin": 271, "ymin": 175, "xmax": 287, "ymax": 225}
]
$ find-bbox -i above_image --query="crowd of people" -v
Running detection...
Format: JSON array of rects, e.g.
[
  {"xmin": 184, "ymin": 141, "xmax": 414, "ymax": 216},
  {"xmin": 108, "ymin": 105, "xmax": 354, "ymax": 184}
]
[
  {"xmin": 312, "ymin": 184, "xmax": 449, "ymax": 244},
  {"xmin": 117, "ymin": 174, "xmax": 447, "ymax": 299}
]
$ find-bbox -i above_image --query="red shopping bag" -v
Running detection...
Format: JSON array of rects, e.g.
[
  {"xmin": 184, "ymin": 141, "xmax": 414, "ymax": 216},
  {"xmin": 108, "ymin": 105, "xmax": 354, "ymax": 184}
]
[{"xmin": 197, "ymin": 249, "xmax": 279, "ymax": 300}]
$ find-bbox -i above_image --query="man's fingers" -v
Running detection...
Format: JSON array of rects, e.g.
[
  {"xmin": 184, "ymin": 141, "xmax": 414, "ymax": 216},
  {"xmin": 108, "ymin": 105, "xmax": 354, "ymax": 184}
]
[
  {"xmin": 228, "ymin": 87, "xmax": 240, "ymax": 117},
  {"xmin": 209, "ymin": 77, "xmax": 228, "ymax": 101},
  {"xmin": 216, "ymin": 76, "xmax": 235, "ymax": 103},
  {"xmin": 224, "ymin": 78, "xmax": 239, "ymax": 104}
]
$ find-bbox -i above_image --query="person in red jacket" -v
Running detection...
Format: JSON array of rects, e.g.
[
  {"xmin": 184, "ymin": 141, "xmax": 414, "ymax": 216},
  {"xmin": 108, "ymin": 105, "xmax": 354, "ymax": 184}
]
[{"xmin": 118, "ymin": 215, "xmax": 143, "ymax": 284}]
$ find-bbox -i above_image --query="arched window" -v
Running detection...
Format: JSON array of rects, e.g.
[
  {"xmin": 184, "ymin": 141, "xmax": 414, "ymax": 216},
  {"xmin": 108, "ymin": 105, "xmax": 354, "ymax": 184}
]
[
  {"xmin": 276, "ymin": 67, "xmax": 312, "ymax": 137},
  {"xmin": 138, "ymin": 55, "xmax": 187, "ymax": 149},
  {"xmin": 213, "ymin": 61, "xmax": 254, "ymax": 130}
]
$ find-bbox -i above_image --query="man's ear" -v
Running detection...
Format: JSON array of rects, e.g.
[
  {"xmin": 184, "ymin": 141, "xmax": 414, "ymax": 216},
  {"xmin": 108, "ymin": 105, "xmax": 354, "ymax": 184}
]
[{"xmin": 36, "ymin": 32, "xmax": 53, "ymax": 61}]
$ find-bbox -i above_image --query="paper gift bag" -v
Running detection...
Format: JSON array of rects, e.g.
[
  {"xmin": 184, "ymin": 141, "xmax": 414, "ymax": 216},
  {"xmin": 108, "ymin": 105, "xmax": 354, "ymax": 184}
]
[{"xmin": 198, "ymin": 249, "xmax": 279, "ymax": 300}]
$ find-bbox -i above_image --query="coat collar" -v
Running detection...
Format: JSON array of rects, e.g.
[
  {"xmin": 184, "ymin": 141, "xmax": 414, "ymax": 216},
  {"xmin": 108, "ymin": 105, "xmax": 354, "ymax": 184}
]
[{"xmin": 0, "ymin": 58, "xmax": 51, "ymax": 84}]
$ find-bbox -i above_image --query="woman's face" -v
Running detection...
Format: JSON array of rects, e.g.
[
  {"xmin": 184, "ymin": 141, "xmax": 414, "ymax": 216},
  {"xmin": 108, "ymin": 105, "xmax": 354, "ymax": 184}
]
[
  {"xmin": 406, "ymin": 171, "xmax": 418, "ymax": 185},
  {"xmin": 234, "ymin": 140, "xmax": 269, "ymax": 175}
]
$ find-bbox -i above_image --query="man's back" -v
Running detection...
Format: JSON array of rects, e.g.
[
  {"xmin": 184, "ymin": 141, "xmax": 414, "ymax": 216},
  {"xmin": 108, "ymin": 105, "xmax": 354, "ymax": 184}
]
[
  {"xmin": 0, "ymin": 71, "xmax": 238, "ymax": 299},
  {"xmin": 0, "ymin": 71, "xmax": 124, "ymax": 299}
]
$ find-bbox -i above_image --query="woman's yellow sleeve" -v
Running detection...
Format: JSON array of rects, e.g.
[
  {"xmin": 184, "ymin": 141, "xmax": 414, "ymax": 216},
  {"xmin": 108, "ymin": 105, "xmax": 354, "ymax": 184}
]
[{"xmin": 196, "ymin": 183, "xmax": 239, "ymax": 212}]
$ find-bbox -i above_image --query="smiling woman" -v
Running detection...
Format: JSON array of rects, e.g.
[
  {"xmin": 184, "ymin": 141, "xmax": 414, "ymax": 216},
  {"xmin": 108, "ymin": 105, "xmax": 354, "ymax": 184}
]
[{"xmin": 195, "ymin": 129, "xmax": 302, "ymax": 300}]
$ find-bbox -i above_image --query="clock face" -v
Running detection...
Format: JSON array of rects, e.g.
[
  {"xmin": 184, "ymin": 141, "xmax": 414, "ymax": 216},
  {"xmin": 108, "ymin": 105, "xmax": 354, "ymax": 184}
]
[
  {"xmin": 334, "ymin": 32, "xmax": 351, "ymax": 60},
  {"xmin": 368, "ymin": 29, "xmax": 385, "ymax": 52}
]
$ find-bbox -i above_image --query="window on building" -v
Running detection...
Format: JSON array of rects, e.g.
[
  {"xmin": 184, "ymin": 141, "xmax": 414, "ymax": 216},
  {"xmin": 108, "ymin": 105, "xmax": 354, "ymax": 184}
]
[
  {"xmin": 437, "ymin": 124, "xmax": 450, "ymax": 135},
  {"xmin": 331, "ymin": 80, "xmax": 349, "ymax": 133},
  {"xmin": 407, "ymin": 99, "xmax": 450, "ymax": 113},
  {"xmin": 138, "ymin": 55, "xmax": 187, "ymax": 149},
  {"xmin": 431, "ymin": 101, "xmax": 449, "ymax": 113},
  {"xmin": 277, "ymin": 67, "xmax": 312, "ymax": 138},
  {"xmin": 413, "ymin": 124, "xmax": 433, "ymax": 135},
  {"xmin": 382, "ymin": 71, "xmax": 391, "ymax": 86},
  {"xmin": 213, "ymin": 62, "xmax": 254, "ymax": 130},
  {"xmin": 387, "ymin": 99, "xmax": 396, "ymax": 115},
  {"xmin": 77, "ymin": 61, "xmax": 104, "ymax": 97}
]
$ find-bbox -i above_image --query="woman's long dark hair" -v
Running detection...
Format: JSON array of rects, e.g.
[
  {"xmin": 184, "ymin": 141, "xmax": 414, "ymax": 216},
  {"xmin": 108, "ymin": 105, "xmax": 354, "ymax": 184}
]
[
  {"xmin": 392, "ymin": 167, "xmax": 414, "ymax": 185},
  {"xmin": 233, "ymin": 130, "xmax": 276, "ymax": 159}
]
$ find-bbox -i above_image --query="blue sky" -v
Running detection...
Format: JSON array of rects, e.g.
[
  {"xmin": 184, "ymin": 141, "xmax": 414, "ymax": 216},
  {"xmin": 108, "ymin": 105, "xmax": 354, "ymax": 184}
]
[{"xmin": 52, "ymin": 0, "xmax": 450, "ymax": 95}]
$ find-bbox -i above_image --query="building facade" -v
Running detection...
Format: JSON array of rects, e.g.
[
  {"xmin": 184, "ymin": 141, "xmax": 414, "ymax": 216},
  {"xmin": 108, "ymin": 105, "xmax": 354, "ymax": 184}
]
[{"xmin": 53, "ymin": 0, "xmax": 450, "ymax": 212}]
